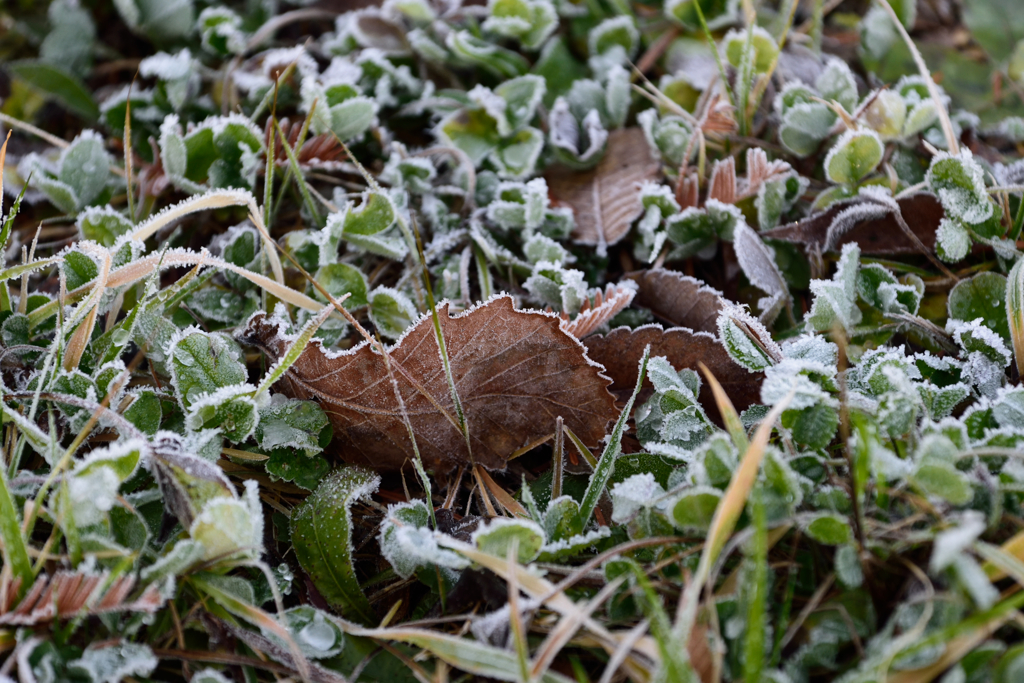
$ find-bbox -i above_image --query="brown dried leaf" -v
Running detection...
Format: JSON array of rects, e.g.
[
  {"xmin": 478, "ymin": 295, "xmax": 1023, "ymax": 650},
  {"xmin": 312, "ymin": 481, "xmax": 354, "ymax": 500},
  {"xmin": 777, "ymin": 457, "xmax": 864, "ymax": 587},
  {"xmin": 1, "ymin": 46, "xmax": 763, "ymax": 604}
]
[
  {"xmin": 707, "ymin": 156, "xmax": 737, "ymax": 205},
  {"xmin": 560, "ymin": 282, "xmax": 637, "ymax": 339},
  {"xmin": 0, "ymin": 571, "xmax": 163, "ymax": 626},
  {"xmin": 583, "ymin": 325, "xmax": 762, "ymax": 427},
  {"xmin": 626, "ymin": 269, "xmax": 724, "ymax": 334},
  {"xmin": 550, "ymin": 128, "xmax": 661, "ymax": 255},
  {"xmin": 676, "ymin": 169, "xmax": 700, "ymax": 210},
  {"xmin": 762, "ymin": 192, "xmax": 943, "ymax": 255},
  {"xmin": 741, "ymin": 148, "xmax": 793, "ymax": 198},
  {"xmin": 239, "ymin": 296, "xmax": 618, "ymax": 473}
]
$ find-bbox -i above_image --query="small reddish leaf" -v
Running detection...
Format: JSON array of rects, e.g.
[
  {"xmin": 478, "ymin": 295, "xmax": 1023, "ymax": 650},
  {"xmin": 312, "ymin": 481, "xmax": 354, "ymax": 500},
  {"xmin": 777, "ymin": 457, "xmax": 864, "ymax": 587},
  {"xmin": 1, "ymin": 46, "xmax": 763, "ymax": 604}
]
[
  {"xmin": 763, "ymin": 192, "xmax": 943, "ymax": 254},
  {"xmin": 240, "ymin": 296, "xmax": 618, "ymax": 473},
  {"xmin": 549, "ymin": 128, "xmax": 661, "ymax": 255},
  {"xmin": 560, "ymin": 282, "xmax": 637, "ymax": 339},
  {"xmin": 626, "ymin": 268, "xmax": 724, "ymax": 334}
]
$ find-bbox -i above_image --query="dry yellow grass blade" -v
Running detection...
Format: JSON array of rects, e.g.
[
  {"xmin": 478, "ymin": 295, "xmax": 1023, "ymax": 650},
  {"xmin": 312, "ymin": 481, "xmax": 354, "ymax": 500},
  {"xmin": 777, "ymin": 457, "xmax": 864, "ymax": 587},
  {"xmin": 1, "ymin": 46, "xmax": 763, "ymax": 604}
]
[
  {"xmin": 63, "ymin": 244, "xmax": 112, "ymax": 371},
  {"xmin": 441, "ymin": 539, "xmax": 659, "ymax": 674},
  {"xmin": 128, "ymin": 189, "xmax": 284, "ymax": 284},
  {"xmin": 475, "ymin": 466, "xmax": 528, "ymax": 517},
  {"xmin": 698, "ymin": 361, "xmax": 749, "ymax": 450},
  {"xmin": 0, "ymin": 130, "xmax": 9, "ymax": 214}
]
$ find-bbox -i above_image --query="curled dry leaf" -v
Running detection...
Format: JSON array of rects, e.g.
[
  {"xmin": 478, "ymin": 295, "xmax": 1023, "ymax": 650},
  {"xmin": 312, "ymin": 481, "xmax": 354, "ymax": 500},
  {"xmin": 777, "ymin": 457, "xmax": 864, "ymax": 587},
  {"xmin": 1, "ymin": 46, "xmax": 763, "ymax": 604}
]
[
  {"xmin": 626, "ymin": 268, "xmax": 724, "ymax": 334},
  {"xmin": 239, "ymin": 296, "xmax": 618, "ymax": 472},
  {"xmin": 763, "ymin": 192, "xmax": 943, "ymax": 254},
  {"xmin": 549, "ymin": 128, "xmax": 661, "ymax": 256},
  {"xmin": 559, "ymin": 282, "xmax": 637, "ymax": 339},
  {"xmin": 1, "ymin": 571, "xmax": 163, "ymax": 626},
  {"xmin": 582, "ymin": 324, "xmax": 762, "ymax": 427}
]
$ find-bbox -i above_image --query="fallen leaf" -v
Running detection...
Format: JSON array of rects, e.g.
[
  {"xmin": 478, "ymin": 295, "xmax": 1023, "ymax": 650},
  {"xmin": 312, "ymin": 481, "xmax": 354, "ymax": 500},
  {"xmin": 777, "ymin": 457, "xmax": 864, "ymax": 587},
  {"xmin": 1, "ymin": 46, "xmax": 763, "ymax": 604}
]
[
  {"xmin": 560, "ymin": 282, "xmax": 637, "ymax": 339},
  {"xmin": 549, "ymin": 128, "xmax": 661, "ymax": 256},
  {"xmin": 626, "ymin": 268, "xmax": 724, "ymax": 334},
  {"xmin": 762, "ymin": 192, "xmax": 943, "ymax": 254},
  {"xmin": 583, "ymin": 325, "xmax": 762, "ymax": 427},
  {"xmin": 239, "ymin": 296, "xmax": 618, "ymax": 473}
]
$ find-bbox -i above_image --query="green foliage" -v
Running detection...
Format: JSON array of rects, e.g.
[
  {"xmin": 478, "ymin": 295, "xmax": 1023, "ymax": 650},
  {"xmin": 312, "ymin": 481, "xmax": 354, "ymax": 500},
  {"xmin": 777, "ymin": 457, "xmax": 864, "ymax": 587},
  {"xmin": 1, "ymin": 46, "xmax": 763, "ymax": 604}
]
[{"xmin": 4, "ymin": 0, "xmax": 1024, "ymax": 680}]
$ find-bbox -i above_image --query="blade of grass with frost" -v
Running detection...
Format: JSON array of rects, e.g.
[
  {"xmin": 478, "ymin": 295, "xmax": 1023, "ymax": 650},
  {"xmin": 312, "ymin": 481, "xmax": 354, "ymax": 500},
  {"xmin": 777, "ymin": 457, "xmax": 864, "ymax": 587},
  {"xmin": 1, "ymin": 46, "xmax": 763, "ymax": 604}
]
[
  {"xmin": 552, "ymin": 416, "xmax": 564, "ymax": 499},
  {"xmin": 575, "ymin": 346, "xmax": 650, "ymax": 529},
  {"xmin": 250, "ymin": 59, "xmax": 297, "ymax": 124},
  {"xmin": 124, "ymin": 92, "xmax": 135, "ymax": 224},
  {"xmin": 675, "ymin": 389, "xmax": 794, "ymax": 642},
  {"xmin": 623, "ymin": 559, "xmax": 694, "ymax": 682},
  {"xmin": 344, "ymin": 625, "xmax": 575, "ymax": 683},
  {"xmin": 1007, "ymin": 257, "xmax": 1024, "ymax": 376},
  {"xmin": 744, "ymin": 488, "xmax": 768, "ymax": 683},
  {"xmin": 506, "ymin": 543, "xmax": 531, "ymax": 683},
  {"xmin": 0, "ymin": 460, "xmax": 34, "ymax": 596},
  {"xmin": 127, "ymin": 190, "xmax": 284, "ymax": 284},
  {"xmin": 692, "ymin": 0, "xmax": 737, "ymax": 112},
  {"xmin": 191, "ymin": 574, "xmax": 311, "ymax": 683},
  {"xmin": 23, "ymin": 250, "xmax": 328, "ymax": 324},
  {"xmin": 700, "ymin": 362, "xmax": 749, "ymax": 450},
  {"xmin": 378, "ymin": 328, "xmax": 436, "ymax": 530},
  {"xmin": 875, "ymin": 0, "xmax": 958, "ymax": 153},
  {"xmin": 64, "ymin": 247, "xmax": 112, "ymax": 371},
  {"xmin": 562, "ymin": 424, "xmax": 598, "ymax": 469},
  {"xmin": 274, "ymin": 116, "xmax": 322, "ymax": 228},
  {"xmin": 530, "ymin": 575, "xmax": 627, "ymax": 681},
  {"xmin": 0, "ymin": 130, "xmax": 7, "ymax": 216},
  {"xmin": 254, "ymin": 301, "xmax": 344, "ymax": 397}
]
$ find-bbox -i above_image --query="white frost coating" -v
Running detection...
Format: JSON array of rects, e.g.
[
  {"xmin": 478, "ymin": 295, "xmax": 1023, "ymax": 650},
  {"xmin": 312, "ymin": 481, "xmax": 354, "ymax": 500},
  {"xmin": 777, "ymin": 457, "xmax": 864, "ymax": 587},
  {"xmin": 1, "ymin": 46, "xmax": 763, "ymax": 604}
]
[
  {"xmin": 762, "ymin": 360, "xmax": 837, "ymax": 411},
  {"xmin": 733, "ymin": 220, "xmax": 790, "ymax": 324},
  {"xmin": 538, "ymin": 527, "xmax": 611, "ymax": 559},
  {"xmin": 717, "ymin": 302, "xmax": 784, "ymax": 372},
  {"xmin": 931, "ymin": 511, "xmax": 986, "ymax": 572},
  {"xmin": 184, "ymin": 384, "xmax": 262, "ymax": 442},
  {"xmin": 782, "ymin": 334, "xmax": 838, "ymax": 367},
  {"xmin": 470, "ymin": 598, "xmax": 542, "ymax": 646},
  {"xmin": 823, "ymin": 201, "xmax": 891, "ymax": 252},
  {"xmin": 823, "ymin": 129, "xmax": 884, "ymax": 185},
  {"xmin": 610, "ymin": 473, "xmax": 665, "ymax": 523},
  {"xmin": 139, "ymin": 49, "xmax": 194, "ymax": 80},
  {"xmin": 946, "ymin": 318, "xmax": 1011, "ymax": 398},
  {"xmin": 926, "ymin": 148, "xmax": 993, "ymax": 226}
]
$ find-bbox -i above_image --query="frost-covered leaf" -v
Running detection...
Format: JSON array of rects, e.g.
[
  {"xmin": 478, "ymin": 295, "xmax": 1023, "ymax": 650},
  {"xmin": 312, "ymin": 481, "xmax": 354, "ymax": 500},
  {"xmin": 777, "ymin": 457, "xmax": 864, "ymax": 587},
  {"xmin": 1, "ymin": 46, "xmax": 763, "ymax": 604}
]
[
  {"xmin": 548, "ymin": 128, "xmax": 660, "ymax": 256},
  {"xmin": 825, "ymin": 130, "xmax": 884, "ymax": 186},
  {"xmin": 807, "ymin": 243, "xmax": 862, "ymax": 332},
  {"xmin": 77, "ymin": 206, "xmax": 132, "ymax": 247},
  {"xmin": 670, "ymin": 487, "xmax": 721, "ymax": 532},
  {"xmin": 948, "ymin": 272, "xmax": 1010, "ymax": 343},
  {"xmin": 256, "ymin": 397, "xmax": 331, "ymax": 457},
  {"xmin": 733, "ymin": 221, "xmax": 791, "ymax": 323},
  {"xmin": 291, "ymin": 467, "xmax": 380, "ymax": 624},
  {"xmin": 927, "ymin": 150, "xmax": 994, "ymax": 226},
  {"xmin": 804, "ymin": 513, "xmax": 852, "ymax": 545},
  {"xmin": 68, "ymin": 643, "xmax": 157, "ymax": 683},
  {"xmin": 239, "ymin": 296, "xmax": 616, "ymax": 472},
  {"xmin": 367, "ymin": 287, "xmax": 417, "ymax": 339},
  {"xmin": 472, "ymin": 518, "xmax": 545, "ymax": 563},
  {"xmin": 169, "ymin": 329, "xmax": 247, "ymax": 412},
  {"xmin": 380, "ymin": 500, "xmax": 469, "ymax": 580}
]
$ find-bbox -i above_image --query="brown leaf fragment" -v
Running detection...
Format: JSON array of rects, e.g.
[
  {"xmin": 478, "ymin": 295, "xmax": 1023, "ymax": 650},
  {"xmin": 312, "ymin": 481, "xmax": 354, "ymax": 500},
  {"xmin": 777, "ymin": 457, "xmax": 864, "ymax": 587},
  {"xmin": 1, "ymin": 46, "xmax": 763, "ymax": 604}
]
[
  {"xmin": 707, "ymin": 156, "xmax": 737, "ymax": 205},
  {"xmin": 626, "ymin": 269, "xmax": 724, "ymax": 334},
  {"xmin": 762, "ymin": 192, "xmax": 943, "ymax": 255},
  {"xmin": 0, "ymin": 572, "xmax": 163, "ymax": 626},
  {"xmin": 239, "ymin": 296, "xmax": 618, "ymax": 473},
  {"xmin": 550, "ymin": 128, "xmax": 661, "ymax": 255},
  {"xmin": 676, "ymin": 169, "xmax": 700, "ymax": 210},
  {"xmin": 583, "ymin": 325, "xmax": 762, "ymax": 427},
  {"xmin": 560, "ymin": 282, "xmax": 637, "ymax": 339}
]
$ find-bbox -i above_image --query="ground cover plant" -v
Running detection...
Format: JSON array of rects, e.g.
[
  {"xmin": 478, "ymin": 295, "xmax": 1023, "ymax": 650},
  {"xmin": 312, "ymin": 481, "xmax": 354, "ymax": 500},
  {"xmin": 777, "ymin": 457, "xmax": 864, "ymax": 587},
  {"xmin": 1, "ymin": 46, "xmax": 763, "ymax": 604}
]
[{"xmin": 3, "ymin": 0, "xmax": 1024, "ymax": 680}]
